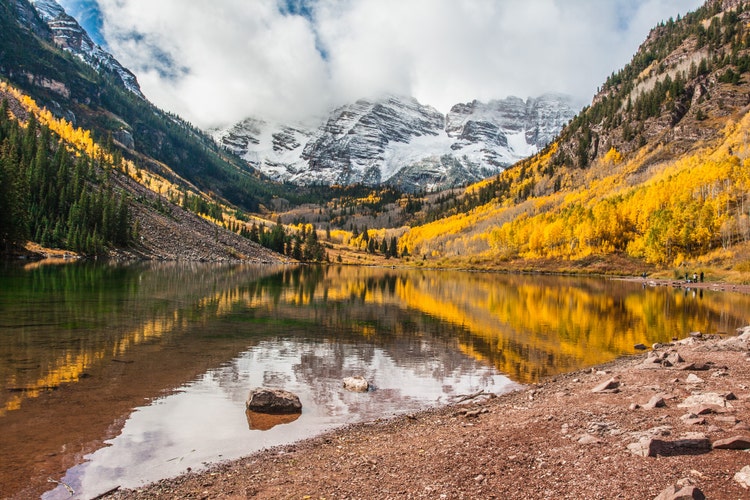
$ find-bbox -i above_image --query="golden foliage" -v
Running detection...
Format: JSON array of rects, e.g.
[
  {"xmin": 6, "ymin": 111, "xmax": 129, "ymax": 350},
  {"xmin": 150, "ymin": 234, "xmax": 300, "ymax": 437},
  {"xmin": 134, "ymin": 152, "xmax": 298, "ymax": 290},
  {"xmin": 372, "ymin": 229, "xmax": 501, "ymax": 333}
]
[{"xmin": 400, "ymin": 112, "xmax": 750, "ymax": 266}]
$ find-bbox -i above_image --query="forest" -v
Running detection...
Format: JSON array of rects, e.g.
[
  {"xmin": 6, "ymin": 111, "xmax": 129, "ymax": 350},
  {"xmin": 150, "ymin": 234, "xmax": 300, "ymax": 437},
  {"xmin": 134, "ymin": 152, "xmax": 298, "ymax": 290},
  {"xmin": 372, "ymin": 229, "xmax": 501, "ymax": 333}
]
[{"xmin": 0, "ymin": 92, "xmax": 133, "ymax": 255}]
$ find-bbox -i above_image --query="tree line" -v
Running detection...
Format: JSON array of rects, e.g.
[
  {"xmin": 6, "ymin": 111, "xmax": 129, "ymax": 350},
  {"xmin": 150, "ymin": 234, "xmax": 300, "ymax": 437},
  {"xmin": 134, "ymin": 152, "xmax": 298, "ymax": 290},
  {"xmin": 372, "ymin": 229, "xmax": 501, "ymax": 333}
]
[{"xmin": 0, "ymin": 99, "xmax": 134, "ymax": 255}]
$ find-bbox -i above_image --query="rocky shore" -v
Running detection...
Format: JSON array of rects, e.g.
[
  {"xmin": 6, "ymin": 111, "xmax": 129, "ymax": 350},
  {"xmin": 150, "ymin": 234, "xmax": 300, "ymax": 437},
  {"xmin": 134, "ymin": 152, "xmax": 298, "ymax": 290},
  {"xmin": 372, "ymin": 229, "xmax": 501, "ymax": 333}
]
[{"xmin": 105, "ymin": 327, "xmax": 750, "ymax": 499}]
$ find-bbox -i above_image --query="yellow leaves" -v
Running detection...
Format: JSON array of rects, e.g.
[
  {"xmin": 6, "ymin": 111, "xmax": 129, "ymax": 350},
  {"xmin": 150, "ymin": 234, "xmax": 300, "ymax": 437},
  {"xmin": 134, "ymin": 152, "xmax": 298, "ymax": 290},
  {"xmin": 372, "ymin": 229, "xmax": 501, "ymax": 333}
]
[
  {"xmin": 603, "ymin": 147, "xmax": 624, "ymax": 165},
  {"xmin": 402, "ymin": 108, "xmax": 750, "ymax": 267}
]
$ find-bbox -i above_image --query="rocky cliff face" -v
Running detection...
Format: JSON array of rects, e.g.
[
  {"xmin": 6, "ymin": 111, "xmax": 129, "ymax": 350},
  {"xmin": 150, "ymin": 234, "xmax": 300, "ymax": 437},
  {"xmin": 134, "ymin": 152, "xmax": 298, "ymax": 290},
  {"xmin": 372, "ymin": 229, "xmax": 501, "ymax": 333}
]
[
  {"xmin": 213, "ymin": 94, "xmax": 580, "ymax": 192},
  {"xmin": 28, "ymin": 0, "xmax": 144, "ymax": 98}
]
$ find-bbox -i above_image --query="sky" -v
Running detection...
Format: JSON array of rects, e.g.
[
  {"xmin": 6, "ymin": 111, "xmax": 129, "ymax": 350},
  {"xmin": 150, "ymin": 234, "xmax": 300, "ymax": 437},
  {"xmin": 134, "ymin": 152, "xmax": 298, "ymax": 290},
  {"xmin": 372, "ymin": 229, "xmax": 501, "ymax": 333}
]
[{"xmin": 58, "ymin": 0, "xmax": 705, "ymax": 129}]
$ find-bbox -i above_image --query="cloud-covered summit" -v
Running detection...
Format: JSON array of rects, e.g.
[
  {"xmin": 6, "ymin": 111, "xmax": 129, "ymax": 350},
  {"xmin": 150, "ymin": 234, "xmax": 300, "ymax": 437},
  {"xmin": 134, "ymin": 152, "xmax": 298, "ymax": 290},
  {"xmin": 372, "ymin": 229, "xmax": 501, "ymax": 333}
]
[{"xmin": 60, "ymin": 0, "xmax": 703, "ymax": 128}]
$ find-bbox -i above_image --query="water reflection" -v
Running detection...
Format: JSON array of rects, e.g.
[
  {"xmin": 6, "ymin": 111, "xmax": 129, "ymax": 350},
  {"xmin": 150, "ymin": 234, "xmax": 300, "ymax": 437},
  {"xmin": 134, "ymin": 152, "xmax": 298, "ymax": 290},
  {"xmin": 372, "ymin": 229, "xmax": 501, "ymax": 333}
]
[
  {"xmin": 45, "ymin": 338, "xmax": 508, "ymax": 499},
  {"xmin": 0, "ymin": 263, "xmax": 748, "ymax": 499}
]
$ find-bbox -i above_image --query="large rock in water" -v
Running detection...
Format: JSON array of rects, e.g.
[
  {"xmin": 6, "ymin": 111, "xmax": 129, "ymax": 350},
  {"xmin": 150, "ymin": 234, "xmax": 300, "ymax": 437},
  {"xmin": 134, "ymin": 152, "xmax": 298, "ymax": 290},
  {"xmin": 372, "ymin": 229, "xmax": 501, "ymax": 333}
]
[{"xmin": 246, "ymin": 388, "xmax": 302, "ymax": 414}]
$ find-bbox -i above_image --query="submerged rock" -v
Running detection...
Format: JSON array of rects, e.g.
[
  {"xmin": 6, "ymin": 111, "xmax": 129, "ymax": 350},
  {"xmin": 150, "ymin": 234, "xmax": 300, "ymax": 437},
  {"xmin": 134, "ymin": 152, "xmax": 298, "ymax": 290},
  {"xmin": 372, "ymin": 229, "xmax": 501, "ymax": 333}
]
[{"xmin": 246, "ymin": 388, "xmax": 302, "ymax": 414}]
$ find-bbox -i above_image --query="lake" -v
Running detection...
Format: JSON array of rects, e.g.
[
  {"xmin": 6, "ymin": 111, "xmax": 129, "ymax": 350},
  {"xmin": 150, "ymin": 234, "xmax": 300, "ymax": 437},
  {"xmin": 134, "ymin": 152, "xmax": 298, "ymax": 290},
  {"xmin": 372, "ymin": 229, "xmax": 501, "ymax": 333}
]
[{"xmin": 1, "ymin": 262, "xmax": 748, "ymax": 499}]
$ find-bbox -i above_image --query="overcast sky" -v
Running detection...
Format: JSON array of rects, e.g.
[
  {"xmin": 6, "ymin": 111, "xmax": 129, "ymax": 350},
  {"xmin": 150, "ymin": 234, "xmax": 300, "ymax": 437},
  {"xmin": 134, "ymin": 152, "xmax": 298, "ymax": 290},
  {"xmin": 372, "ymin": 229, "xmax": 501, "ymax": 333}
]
[{"xmin": 58, "ymin": 0, "xmax": 704, "ymax": 128}]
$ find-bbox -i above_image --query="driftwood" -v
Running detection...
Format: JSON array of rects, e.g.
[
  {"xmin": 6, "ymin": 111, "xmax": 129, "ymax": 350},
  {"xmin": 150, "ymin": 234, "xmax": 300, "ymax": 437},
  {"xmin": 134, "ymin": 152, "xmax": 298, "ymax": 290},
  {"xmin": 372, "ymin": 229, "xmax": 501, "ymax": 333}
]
[{"xmin": 452, "ymin": 390, "xmax": 487, "ymax": 404}]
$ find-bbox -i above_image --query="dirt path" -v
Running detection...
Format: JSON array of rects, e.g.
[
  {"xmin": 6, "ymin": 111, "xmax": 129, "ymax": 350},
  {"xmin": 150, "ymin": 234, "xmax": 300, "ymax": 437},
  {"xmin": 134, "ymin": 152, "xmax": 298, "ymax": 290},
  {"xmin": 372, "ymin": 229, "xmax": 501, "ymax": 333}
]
[{"xmin": 105, "ymin": 328, "xmax": 750, "ymax": 499}]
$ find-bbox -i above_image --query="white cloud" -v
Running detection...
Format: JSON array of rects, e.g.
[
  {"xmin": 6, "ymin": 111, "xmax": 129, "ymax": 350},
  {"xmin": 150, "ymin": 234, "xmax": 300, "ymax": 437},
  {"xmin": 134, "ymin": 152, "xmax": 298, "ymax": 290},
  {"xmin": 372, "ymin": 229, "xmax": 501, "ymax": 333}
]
[{"xmin": 93, "ymin": 0, "xmax": 704, "ymax": 128}]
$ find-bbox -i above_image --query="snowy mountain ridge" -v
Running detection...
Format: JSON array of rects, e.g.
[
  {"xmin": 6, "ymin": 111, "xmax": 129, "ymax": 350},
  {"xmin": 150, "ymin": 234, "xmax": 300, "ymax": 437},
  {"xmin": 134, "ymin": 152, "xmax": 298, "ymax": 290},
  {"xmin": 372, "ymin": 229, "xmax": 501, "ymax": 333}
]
[
  {"xmin": 212, "ymin": 94, "xmax": 581, "ymax": 192},
  {"xmin": 28, "ymin": 0, "xmax": 144, "ymax": 98}
]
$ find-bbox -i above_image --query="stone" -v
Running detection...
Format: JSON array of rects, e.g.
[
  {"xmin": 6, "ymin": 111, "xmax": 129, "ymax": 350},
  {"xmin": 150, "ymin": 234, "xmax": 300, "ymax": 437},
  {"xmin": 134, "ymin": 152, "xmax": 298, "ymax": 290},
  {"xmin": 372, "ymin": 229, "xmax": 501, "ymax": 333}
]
[
  {"xmin": 592, "ymin": 377, "xmax": 620, "ymax": 393},
  {"xmin": 712, "ymin": 435, "xmax": 750, "ymax": 450},
  {"xmin": 678, "ymin": 393, "xmax": 730, "ymax": 409},
  {"xmin": 735, "ymin": 465, "xmax": 750, "ymax": 489},
  {"xmin": 634, "ymin": 343, "xmax": 647, "ymax": 350},
  {"xmin": 689, "ymin": 331, "xmax": 703, "ymax": 338},
  {"xmin": 644, "ymin": 395, "xmax": 667, "ymax": 409},
  {"xmin": 715, "ymin": 415, "xmax": 739, "ymax": 425},
  {"xmin": 627, "ymin": 434, "xmax": 710, "ymax": 457},
  {"xmin": 577, "ymin": 434, "xmax": 602, "ymax": 445},
  {"xmin": 733, "ymin": 422, "xmax": 750, "ymax": 432},
  {"xmin": 342, "ymin": 376, "xmax": 370, "ymax": 392},
  {"xmin": 654, "ymin": 484, "xmax": 706, "ymax": 500},
  {"xmin": 246, "ymin": 388, "xmax": 302, "ymax": 414},
  {"xmin": 666, "ymin": 352, "xmax": 684, "ymax": 365},
  {"xmin": 722, "ymin": 392, "xmax": 738, "ymax": 401},
  {"xmin": 690, "ymin": 405, "xmax": 722, "ymax": 415},
  {"xmin": 685, "ymin": 374, "xmax": 704, "ymax": 384}
]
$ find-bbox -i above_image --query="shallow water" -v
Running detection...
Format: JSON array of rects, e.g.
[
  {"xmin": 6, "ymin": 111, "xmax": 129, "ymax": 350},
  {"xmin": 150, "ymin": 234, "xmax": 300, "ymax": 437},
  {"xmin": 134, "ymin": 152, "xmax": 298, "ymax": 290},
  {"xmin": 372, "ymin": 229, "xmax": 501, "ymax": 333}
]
[{"xmin": 1, "ymin": 262, "xmax": 747, "ymax": 498}]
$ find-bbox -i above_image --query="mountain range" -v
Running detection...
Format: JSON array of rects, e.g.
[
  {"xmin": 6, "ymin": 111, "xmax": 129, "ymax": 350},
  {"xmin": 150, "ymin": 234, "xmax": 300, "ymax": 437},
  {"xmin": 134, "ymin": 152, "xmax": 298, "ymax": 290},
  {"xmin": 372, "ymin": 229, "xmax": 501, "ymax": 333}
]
[
  {"xmin": 16, "ymin": 0, "xmax": 580, "ymax": 193},
  {"xmin": 212, "ymin": 93, "xmax": 580, "ymax": 192},
  {"xmin": 2, "ymin": 0, "xmax": 749, "ymax": 273}
]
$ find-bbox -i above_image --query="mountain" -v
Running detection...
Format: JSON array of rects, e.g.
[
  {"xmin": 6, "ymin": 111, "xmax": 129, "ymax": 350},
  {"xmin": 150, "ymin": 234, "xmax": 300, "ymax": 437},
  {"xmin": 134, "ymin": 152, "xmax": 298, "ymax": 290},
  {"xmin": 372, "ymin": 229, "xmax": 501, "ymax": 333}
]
[
  {"xmin": 212, "ymin": 94, "xmax": 580, "ymax": 192},
  {"xmin": 0, "ymin": 0, "xmax": 295, "ymax": 260},
  {"xmin": 28, "ymin": 0, "xmax": 143, "ymax": 98},
  {"xmin": 400, "ymin": 0, "xmax": 750, "ymax": 271},
  {"xmin": 2, "ymin": 0, "xmax": 297, "ymax": 213}
]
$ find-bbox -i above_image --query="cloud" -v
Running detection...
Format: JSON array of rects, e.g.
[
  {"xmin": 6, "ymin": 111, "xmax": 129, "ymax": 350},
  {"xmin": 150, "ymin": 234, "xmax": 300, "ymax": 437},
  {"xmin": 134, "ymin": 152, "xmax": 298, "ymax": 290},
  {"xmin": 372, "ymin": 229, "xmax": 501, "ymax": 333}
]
[{"xmin": 89, "ymin": 0, "xmax": 703, "ymax": 128}]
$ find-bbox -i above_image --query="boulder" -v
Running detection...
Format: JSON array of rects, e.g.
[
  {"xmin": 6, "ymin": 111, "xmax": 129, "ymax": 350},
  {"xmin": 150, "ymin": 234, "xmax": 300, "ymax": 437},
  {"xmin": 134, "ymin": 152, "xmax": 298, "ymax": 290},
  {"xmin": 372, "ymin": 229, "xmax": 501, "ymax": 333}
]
[
  {"xmin": 627, "ymin": 434, "xmax": 711, "ymax": 457},
  {"xmin": 712, "ymin": 435, "xmax": 750, "ymax": 450},
  {"xmin": 246, "ymin": 388, "xmax": 302, "ymax": 414},
  {"xmin": 654, "ymin": 484, "xmax": 705, "ymax": 500},
  {"xmin": 343, "ymin": 376, "xmax": 370, "ymax": 392}
]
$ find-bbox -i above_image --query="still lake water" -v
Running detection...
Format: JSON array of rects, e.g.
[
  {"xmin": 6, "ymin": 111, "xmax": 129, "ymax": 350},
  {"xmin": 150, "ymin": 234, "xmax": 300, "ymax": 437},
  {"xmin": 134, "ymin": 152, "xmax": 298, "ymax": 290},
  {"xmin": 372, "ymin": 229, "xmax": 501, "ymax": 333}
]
[{"xmin": 1, "ymin": 262, "xmax": 748, "ymax": 498}]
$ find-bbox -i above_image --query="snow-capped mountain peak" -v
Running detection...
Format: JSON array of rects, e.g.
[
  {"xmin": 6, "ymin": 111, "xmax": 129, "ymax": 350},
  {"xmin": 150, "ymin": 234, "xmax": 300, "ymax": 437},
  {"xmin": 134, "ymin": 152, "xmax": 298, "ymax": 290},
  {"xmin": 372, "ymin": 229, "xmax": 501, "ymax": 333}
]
[
  {"xmin": 28, "ymin": 0, "xmax": 144, "ymax": 98},
  {"xmin": 212, "ymin": 94, "xmax": 581, "ymax": 192}
]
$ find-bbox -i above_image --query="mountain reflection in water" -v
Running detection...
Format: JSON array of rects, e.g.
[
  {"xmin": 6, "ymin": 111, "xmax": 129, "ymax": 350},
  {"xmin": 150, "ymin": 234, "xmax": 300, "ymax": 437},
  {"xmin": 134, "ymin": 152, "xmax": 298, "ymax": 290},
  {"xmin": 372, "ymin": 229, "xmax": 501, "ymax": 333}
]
[{"xmin": 0, "ymin": 263, "xmax": 747, "ymax": 499}]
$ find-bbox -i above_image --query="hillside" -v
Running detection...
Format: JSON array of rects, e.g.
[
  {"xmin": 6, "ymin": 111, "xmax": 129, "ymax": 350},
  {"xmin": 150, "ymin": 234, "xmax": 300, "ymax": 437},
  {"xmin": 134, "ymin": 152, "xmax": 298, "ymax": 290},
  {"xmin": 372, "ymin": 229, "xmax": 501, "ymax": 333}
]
[
  {"xmin": 0, "ymin": 0, "xmax": 296, "ymax": 215},
  {"xmin": 397, "ymin": 0, "xmax": 750, "ymax": 276}
]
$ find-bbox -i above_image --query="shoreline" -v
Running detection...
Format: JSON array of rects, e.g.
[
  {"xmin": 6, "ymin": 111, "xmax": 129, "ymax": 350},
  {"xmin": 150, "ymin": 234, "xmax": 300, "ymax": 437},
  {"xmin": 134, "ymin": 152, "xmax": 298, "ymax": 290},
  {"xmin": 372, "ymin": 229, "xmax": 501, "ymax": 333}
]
[{"xmin": 107, "ymin": 328, "xmax": 750, "ymax": 499}]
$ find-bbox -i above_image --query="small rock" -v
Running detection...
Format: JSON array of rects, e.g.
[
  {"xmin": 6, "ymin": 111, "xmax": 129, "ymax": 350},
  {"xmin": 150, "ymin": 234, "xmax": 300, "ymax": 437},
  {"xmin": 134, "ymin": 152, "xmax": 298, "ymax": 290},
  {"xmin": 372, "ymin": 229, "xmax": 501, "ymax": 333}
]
[
  {"xmin": 733, "ymin": 422, "xmax": 750, "ymax": 432},
  {"xmin": 343, "ymin": 376, "xmax": 370, "ymax": 392},
  {"xmin": 634, "ymin": 343, "xmax": 647, "ymax": 350},
  {"xmin": 685, "ymin": 374, "xmax": 704, "ymax": 384},
  {"xmin": 689, "ymin": 331, "xmax": 703, "ymax": 338},
  {"xmin": 682, "ymin": 417, "xmax": 706, "ymax": 426},
  {"xmin": 715, "ymin": 415, "xmax": 739, "ymax": 425},
  {"xmin": 735, "ymin": 465, "xmax": 750, "ymax": 489},
  {"xmin": 592, "ymin": 377, "xmax": 620, "ymax": 393},
  {"xmin": 722, "ymin": 392, "xmax": 738, "ymax": 401},
  {"xmin": 678, "ymin": 393, "xmax": 730, "ymax": 409},
  {"xmin": 629, "ymin": 403, "xmax": 641, "ymax": 411},
  {"xmin": 577, "ymin": 434, "xmax": 602, "ymax": 445},
  {"xmin": 712, "ymin": 435, "xmax": 750, "ymax": 450},
  {"xmin": 654, "ymin": 484, "xmax": 705, "ymax": 500},
  {"xmin": 666, "ymin": 352, "xmax": 684, "ymax": 365},
  {"xmin": 652, "ymin": 342, "xmax": 664, "ymax": 350},
  {"xmin": 644, "ymin": 395, "xmax": 667, "ymax": 410},
  {"xmin": 690, "ymin": 405, "xmax": 722, "ymax": 415}
]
